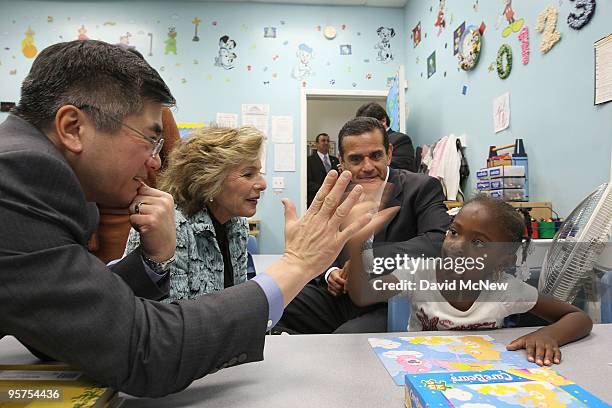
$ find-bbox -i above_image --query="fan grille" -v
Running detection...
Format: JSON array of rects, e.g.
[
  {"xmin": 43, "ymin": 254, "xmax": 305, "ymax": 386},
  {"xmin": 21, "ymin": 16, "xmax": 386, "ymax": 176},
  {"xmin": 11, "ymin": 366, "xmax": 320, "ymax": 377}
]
[{"xmin": 539, "ymin": 183, "xmax": 612, "ymax": 302}]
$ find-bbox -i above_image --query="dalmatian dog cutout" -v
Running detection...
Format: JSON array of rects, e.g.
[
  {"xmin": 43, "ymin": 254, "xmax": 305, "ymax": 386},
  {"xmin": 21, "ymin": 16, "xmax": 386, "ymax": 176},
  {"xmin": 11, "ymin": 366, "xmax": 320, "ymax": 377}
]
[
  {"xmin": 214, "ymin": 35, "xmax": 237, "ymax": 70},
  {"xmin": 375, "ymin": 26, "xmax": 395, "ymax": 63}
]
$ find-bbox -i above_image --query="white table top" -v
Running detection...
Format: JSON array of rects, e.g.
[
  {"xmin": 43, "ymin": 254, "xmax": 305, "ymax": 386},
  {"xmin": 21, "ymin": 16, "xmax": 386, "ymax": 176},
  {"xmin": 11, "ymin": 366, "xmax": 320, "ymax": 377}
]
[{"xmin": 2, "ymin": 325, "xmax": 611, "ymax": 407}]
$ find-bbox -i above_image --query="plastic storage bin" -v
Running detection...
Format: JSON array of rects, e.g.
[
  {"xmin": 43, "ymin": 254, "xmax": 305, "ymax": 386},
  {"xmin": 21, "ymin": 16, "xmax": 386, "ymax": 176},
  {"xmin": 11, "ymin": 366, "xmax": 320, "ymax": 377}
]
[
  {"xmin": 486, "ymin": 188, "xmax": 527, "ymax": 201},
  {"xmin": 477, "ymin": 177, "xmax": 526, "ymax": 191},
  {"xmin": 476, "ymin": 165, "xmax": 525, "ymax": 180}
]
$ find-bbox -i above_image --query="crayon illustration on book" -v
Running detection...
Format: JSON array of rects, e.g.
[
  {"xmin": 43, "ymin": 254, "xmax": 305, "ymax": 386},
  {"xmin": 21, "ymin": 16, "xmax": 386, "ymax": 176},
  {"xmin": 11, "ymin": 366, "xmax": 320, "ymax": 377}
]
[
  {"xmin": 369, "ymin": 335, "xmax": 538, "ymax": 386},
  {"xmin": 0, "ymin": 364, "xmax": 119, "ymax": 408},
  {"xmin": 404, "ymin": 367, "xmax": 611, "ymax": 408}
]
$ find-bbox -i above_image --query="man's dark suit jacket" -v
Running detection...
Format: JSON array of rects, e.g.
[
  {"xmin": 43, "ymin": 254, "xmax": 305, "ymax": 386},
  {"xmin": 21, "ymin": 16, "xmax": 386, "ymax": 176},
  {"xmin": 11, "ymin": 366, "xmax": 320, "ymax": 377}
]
[
  {"xmin": 0, "ymin": 115, "xmax": 269, "ymax": 397},
  {"xmin": 388, "ymin": 129, "xmax": 416, "ymax": 173},
  {"xmin": 307, "ymin": 152, "xmax": 340, "ymax": 207},
  {"xmin": 302, "ymin": 168, "xmax": 450, "ymax": 331},
  {"xmin": 336, "ymin": 167, "xmax": 450, "ymax": 268}
]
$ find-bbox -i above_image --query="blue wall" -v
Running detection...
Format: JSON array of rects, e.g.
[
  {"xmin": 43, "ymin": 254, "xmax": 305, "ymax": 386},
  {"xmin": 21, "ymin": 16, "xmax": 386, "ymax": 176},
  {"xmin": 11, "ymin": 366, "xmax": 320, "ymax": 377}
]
[
  {"xmin": 403, "ymin": 0, "xmax": 611, "ymax": 218},
  {"xmin": 0, "ymin": 1, "xmax": 404, "ymax": 253}
]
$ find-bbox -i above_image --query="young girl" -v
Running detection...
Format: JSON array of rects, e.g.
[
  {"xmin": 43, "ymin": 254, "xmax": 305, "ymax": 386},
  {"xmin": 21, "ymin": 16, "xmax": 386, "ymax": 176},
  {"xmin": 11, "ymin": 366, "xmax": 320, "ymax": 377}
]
[{"xmin": 346, "ymin": 195, "xmax": 592, "ymax": 366}]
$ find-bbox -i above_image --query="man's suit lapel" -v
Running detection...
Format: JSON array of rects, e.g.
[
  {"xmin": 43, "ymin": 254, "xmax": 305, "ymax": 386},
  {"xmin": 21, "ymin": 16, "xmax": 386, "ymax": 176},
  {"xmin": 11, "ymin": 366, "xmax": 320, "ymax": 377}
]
[{"xmin": 314, "ymin": 153, "xmax": 327, "ymax": 178}]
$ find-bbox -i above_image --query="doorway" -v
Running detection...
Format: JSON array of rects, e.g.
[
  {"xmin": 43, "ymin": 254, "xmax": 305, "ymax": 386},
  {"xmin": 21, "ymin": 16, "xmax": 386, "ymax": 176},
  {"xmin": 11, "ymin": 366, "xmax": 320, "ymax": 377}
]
[{"xmin": 300, "ymin": 89, "xmax": 388, "ymax": 214}]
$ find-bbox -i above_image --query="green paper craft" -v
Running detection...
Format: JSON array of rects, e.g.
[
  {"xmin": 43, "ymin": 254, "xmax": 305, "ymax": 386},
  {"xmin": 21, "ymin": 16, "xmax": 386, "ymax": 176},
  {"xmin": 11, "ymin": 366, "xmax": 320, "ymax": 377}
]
[{"xmin": 497, "ymin": 44, "xmax": 512, "ymax": 79}]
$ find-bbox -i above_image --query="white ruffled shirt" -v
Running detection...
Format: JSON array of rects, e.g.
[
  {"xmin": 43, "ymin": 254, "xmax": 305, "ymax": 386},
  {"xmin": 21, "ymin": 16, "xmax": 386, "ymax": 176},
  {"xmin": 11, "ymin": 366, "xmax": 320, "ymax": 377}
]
[{"xmin": 390, "ymin": 264, "xmax": 538, "ymax": 331}]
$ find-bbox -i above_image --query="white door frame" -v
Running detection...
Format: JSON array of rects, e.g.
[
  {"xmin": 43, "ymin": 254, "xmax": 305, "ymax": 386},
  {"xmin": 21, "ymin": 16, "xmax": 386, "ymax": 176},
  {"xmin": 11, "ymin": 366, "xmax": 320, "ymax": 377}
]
[{"xmin": 300, "ymin": 88, "xmax": 389, "ymax": 215}]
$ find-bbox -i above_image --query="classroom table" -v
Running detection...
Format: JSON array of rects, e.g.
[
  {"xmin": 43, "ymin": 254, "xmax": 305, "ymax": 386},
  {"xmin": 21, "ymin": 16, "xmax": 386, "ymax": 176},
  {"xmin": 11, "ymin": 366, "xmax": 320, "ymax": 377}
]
[{"xmin": 1, "ymin": 325, "xmax": 611, "ymax": 407}]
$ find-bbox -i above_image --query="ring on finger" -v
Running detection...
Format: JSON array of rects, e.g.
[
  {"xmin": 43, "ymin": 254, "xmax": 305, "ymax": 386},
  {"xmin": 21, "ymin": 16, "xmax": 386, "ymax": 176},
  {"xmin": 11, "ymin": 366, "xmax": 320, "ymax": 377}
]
[{"xmin": 135, "ymin": 202, "xmax": 145, "ymax": 214}]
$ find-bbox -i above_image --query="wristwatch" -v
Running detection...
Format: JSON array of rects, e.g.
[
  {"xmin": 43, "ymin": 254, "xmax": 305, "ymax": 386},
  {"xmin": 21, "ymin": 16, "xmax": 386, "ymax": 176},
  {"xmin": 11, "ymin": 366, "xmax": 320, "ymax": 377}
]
[{"xmin": 142, "ymin": 252, "xmax": 176, "ymax": 274}]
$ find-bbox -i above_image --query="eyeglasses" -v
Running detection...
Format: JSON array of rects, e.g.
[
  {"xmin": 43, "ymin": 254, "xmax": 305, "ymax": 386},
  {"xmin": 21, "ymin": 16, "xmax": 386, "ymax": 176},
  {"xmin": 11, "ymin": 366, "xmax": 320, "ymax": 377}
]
[{"xmin": 79, "ymin": 104, "xmax": 164, "ymax": 158}]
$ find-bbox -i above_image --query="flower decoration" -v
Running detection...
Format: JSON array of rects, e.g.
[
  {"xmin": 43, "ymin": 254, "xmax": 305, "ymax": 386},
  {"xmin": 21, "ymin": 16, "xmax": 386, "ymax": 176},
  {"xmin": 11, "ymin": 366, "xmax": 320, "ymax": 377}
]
[
  {"xmin": 497, "ymin": 44, "xmax": 512, "ymax": 79},
  {"xmin": 457, "ymin": 26, "xmax": 482, "ymax": 71}
]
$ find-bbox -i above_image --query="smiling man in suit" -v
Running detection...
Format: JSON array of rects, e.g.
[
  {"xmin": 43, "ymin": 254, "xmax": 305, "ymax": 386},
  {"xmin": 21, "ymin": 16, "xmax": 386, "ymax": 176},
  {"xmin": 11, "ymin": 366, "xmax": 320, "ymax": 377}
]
[
  {"xmin": 278, "ymin": 117, "xmax": 450, "ymax": 334},
  {"xmin": 356, "ymin": 102, "xmax": 416, "ymax": 172},
  {"xmin": 307, "ymin": 133, "xmax": 340, "ymax": 207}
]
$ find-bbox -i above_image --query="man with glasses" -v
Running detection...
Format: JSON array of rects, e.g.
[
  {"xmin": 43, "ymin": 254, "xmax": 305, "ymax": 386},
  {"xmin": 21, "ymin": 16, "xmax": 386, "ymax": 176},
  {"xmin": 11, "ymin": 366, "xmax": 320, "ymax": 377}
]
[{"xmin": 0, "ymin": 40, "xmax": 387, "ymax": 397}]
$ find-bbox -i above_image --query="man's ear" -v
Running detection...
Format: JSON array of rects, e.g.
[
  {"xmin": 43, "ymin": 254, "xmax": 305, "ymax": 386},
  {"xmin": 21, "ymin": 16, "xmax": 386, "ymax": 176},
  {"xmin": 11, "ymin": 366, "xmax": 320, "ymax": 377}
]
[
  {"xmin": 386, "ymin": 143, "xmax": 393, "ymax": 164},
  {"xmin": 54, "ymin": 105, "xmax": 88, "ymax": 154}
]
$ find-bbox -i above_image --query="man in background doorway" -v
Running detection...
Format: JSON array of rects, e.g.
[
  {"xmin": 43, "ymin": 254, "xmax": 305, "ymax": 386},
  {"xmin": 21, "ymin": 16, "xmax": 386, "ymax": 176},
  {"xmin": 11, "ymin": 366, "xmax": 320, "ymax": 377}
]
[
  {"xmin": 356, "ymin": 102, "xmax": 416, "ymax": 172},
  {"xmin": 307, "ymin": 132, "xmax": 340, "ymax": 207}
]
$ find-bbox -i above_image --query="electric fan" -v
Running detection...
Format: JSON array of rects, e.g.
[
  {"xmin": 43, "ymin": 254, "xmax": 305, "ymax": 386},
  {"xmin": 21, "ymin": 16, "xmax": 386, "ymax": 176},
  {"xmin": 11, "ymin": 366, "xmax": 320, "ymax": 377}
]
[{"xmin": 538, "ymin": 163, "xmax": 612, "ymax": 322}]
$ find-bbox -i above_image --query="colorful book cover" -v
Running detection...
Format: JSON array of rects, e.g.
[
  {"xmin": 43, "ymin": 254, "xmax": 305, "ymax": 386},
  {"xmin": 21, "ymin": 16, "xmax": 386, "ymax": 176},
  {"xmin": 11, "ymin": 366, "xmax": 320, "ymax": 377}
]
[
  {"xmin": 403, "ymin": 368, "xmax": 611, "ymax": 408},
  {"xmin": 369, "ymin": 335, "xmax": 539, "ymax": 385},
  {"xmin": 0, "ymin": 364, "xmax": 117, "ymax": 407}
]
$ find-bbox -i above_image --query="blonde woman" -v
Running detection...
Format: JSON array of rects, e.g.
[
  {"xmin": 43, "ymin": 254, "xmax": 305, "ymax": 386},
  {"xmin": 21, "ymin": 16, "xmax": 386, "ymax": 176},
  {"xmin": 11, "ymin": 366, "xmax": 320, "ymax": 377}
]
[{"xmin": 124, "ymin": 126, "xmax": 267, "ymax": 301}]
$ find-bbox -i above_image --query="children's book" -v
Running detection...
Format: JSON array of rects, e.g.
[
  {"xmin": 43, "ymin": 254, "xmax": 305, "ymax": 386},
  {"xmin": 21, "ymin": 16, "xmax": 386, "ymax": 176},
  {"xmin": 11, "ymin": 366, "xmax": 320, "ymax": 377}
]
[
  {"xmin": 403, "ymin": 367, "xmax": 611, "ymax": 408},
  {"xmin": 0, "ymin": 364, "xmax": 120, "ymax": 407},
  {"xmin": 369, "ymin": 335, "xmax": 538, "ymax": 385}
]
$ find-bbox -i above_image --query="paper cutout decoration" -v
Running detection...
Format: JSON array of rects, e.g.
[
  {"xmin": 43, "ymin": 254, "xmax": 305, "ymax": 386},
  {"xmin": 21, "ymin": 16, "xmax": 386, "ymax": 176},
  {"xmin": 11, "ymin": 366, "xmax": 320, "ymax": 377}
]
[
  {"xmin": 453, "ymin": 22, "xmax": 465, "ymax": 55},
  {"xmin": 340, "ymin": 44, "xmax": 352, "ymax": 55},
  {"xmin": 434, "ymin": 0, "xmax": 446, "ymax": 36},
  {"xmin": 536, "ymin": 6, "xmax": 561, "ymax": 54},
  {"xmin": 375, "ymin": 27, "xmax": 395, "ymax": 63},
  {"xmin": 567, "ymin": 0, "xmax": 596, "ymax": 30},
  {"xmin": 518, "ymin": 26, "xmax": 530, "ymax": 64},
  {"xmin": 497, "ymin": 44, "xmax": 513, "ymax": 79},
  {"xmin": 473, "ymin": 0, "xmax": 479, "ymax": 12},
  {"xmin": 493, "ymin": 92, "xmax": 510, "ymax": 133},
  {"xmin": 77, "ymin": 25, "xmax": 89, "ymax": 40},
  {"xmin": 501, "ymin": 0, "xmax": 525, "ymax": 38},
  {"xmin": 116, "ymin": 32, "xmax": 134, "ymax": 50},
  {"xmin": 22, "ymin": 26, "xmax": 37, "ymax": 59},
  {"xmin": 291, "ymin": 43, "xmax": 313, "ymax": 80},
  {"xmin": 427, "ymin": 51, "xmax": 436, "ymax": 78},
  {"xmin": 264, "ymin": 27, "xmax": 277, "ymax": 38},
  {"xmin": 458, "ymin": 26, "xmax": 482, "ymax": 71},
  {"xmin": 165, "ymin": 27, "xmax": 177, "ymax": 55},
  {"xmin": 192, "ymin": 17, "xmax": 201, "ymax": 41},
  {"xmin": 147, "ymin": 33, "xmax": 153, "ymax": 56},
  {"xmin": 215, "ymin": 35, "xmax": 237, "ymax": 70},
  {"xmin": 412, "ymin": 22, "xmax": 421, "ymax": 48}
]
